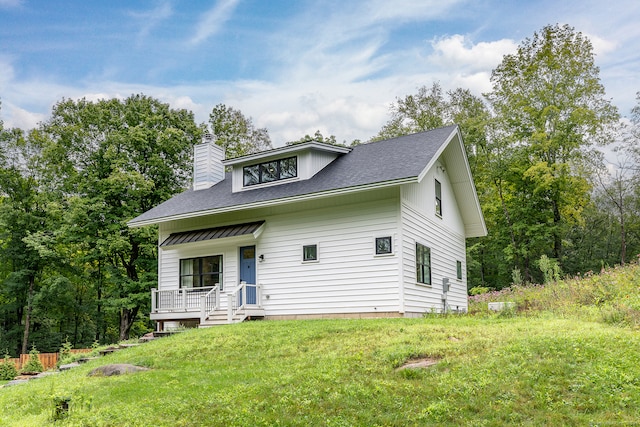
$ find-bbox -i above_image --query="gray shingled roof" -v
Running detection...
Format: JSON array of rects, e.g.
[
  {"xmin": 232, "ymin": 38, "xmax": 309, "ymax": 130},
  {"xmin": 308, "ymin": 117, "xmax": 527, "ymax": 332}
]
[{"xmin": 129, "ymin": 125, "xmax": 457, "ymax": 226}]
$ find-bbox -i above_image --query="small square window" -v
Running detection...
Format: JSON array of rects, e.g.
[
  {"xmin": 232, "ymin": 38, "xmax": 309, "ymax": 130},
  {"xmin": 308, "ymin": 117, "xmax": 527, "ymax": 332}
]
[
  {"xmin": 457, "ymin": 260, "xmax": 462, "ymax": 280},
  {"xmin": 302, "ymin": 244, "xmax": 317, "ymax": 262},
  {"xmin": 375, "ymin": 236, "xmax": 392, "ymax": 255}
]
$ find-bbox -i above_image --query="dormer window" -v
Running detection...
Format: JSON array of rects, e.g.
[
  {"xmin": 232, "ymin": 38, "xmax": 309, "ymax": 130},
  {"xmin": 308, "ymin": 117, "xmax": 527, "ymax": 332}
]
[
  {"xmin": 224, "ymin": 142, "xmax": 350, "ymax": 193},
  {"xmin": 243, "ymin": 156, "xmax": 297, "ymax": 186}
]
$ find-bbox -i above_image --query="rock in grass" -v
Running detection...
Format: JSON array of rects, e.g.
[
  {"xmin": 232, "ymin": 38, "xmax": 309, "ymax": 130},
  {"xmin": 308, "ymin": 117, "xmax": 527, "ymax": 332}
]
[
  {"xmin": 59, "ymin": 362, "xmax": 80, "ymax": 371},
  {"xmin": 88, "ymin": 364, "xmax": 149, "ymax": 377},
  {"xmin": 3, "ymin": 379, "xmax": 29, "ymax": 387}
]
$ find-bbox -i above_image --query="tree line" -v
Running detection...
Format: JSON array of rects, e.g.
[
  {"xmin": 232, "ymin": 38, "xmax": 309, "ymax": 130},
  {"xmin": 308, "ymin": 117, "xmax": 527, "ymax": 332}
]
[{"xmin": 0, "ymin": 24, "xmax": 638, "ymax": 355}]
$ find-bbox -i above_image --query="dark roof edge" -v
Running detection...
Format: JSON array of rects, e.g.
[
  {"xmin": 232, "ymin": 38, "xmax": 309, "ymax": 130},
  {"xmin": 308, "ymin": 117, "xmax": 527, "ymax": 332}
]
[{"xmin": 128, "ymin": 176, "xmax": 417, "ymax": 228}]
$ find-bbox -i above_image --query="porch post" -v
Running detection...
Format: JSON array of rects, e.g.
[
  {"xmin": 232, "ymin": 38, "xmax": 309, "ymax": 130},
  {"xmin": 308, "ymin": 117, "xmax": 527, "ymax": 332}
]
[
  {"xmin": 200, "ymin": 295, "xmax": 207, "ymax": 324},
  {"xmin": 151, "ymin": 288, "xmax": 157, "ymax": 313},
  {"xmin": 242, "ymin": 285, "xmax": 247, "ymax": 309},
  {"xmin": 215, "ymin": 287, "xmax": 220, "ymax": 310},
  {"xmin": 256, "ymin": 284, "xmax": 262, "ymax": 307},
  {"xmin": 226, "ymin": 290, "xmax": 233, "ymax": 323}
]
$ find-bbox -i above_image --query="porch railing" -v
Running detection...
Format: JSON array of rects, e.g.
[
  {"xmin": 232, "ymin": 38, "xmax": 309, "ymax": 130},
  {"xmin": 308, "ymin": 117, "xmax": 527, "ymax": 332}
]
[
  {"xmin": 151, "ymin": 286, "xmax": 218, "ymax": 313},
  {"xmin": 151, "ymin": 283, "xmax": 262, "ymax": 324},
  {"xmin": 200, "ymin": 286, "xmax": 221, "ymax": 323},
  {"xmin": 229, "ymin": 282, "xmax": 262, "ymax": 319}
]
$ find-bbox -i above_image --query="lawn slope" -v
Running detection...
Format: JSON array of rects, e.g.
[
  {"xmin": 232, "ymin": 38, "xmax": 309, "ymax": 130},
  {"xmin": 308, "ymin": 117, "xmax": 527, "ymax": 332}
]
[
  {"xmin": 1, "ymin": 314, "xmax": 639, "ymax": 426},
  {"xmin": 2, "ymin": 262, "xmax": 640, "ymax": 426}
]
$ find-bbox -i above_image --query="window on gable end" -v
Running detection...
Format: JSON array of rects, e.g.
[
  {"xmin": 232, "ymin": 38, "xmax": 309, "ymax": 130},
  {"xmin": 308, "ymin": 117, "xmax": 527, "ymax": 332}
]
[
  {"xmin": 457, "ymin": 260, "xmax": 462, "ymax": 280},
  {"xmin": 435, "ymin": 179, "xmax": 442, "ymax": 217}
]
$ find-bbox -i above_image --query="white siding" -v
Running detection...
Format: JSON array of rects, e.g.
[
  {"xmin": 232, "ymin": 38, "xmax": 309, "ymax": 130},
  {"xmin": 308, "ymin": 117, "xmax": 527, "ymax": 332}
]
[
  {"xmin": 157, "ymin": 193, "xmax": 402, "ymax": 316},
  {"xmin": 193, "ymin": 142, "xmax": 225, "ymax": 191},
  {"xmin": 401, "ymin": 163, "xmax": 469, "ymax": 313},
  {"xmin": 298, "ymin": 150, "xmax": 339, "ymax": 180},
  {"xmin": 258, "ymin": 198, "xmax": 401, "ymax": 315}
]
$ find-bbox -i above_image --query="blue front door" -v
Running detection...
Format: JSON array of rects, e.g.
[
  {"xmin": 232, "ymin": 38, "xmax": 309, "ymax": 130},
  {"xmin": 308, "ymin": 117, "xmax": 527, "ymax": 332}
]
[{"xmin": 239, "ymin": 246, "xmax": 256, "ymax": 305}]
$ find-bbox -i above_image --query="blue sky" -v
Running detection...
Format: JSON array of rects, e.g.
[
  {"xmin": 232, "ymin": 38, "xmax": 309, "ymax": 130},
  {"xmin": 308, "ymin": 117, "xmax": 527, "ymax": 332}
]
[{"xmin": 1, "ymin": 0, "xmax": 639, "ymax": 145}]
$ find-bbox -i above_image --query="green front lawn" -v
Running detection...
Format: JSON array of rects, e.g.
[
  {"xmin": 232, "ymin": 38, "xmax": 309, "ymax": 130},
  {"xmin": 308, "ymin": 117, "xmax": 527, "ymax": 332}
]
[{"xmin": 0, "ymin": 315, "xmax": 638, "ymax": 426}]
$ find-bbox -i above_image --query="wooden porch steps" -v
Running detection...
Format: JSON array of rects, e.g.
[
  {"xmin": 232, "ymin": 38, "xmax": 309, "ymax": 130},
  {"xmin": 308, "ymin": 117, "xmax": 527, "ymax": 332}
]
[{"xmin": 199, "ymin": 308, "xmax": 266, "ymax": 327}]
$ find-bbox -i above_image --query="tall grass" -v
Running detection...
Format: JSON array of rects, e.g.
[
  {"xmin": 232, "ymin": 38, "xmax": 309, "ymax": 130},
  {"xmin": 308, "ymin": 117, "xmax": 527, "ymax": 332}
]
[{"xmin": 470, "ymin": 259, "xmax": 640, "ymax": 327}]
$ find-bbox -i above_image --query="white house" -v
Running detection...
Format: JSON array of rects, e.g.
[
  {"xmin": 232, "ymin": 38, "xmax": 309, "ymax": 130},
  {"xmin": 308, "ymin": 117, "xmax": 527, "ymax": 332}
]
[{"xmin": 128, "ymin": 125, "xmax": 486, "ymax": 330}]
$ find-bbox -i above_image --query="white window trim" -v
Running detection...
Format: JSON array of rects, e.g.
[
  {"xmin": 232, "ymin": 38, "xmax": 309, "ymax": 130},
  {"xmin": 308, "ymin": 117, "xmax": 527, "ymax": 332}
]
[
  {"xmin": 238, "ymin": 175, "xmax": 300, "ymax": 191},
  {"xmin": 415, "ymin": 241, "xmax": 432, "ymax": 288},
  {"xmin": 373, "ymin": 235, "xmax": 394, "ymax": 257},
  {"xmin": 179, "ymin": 254, "xmax": 224, "ymax": 290},
  {"xmin": 242, "ymin": 155, "xmax": 299, "ymax": 188},
  {"xmin": 301, "ymin": 243, "xmax": 319, "ymax": 263},
  {"xmin": 435, "ymin": 178, "xmax": 442, "ymax": 218}
]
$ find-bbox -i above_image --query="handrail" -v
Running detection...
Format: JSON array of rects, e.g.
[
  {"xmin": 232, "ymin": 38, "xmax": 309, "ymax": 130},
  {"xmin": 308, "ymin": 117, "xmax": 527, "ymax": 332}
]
[
  {"xmin": 200, "ymin": 286, "xmax": 220, "ymax": 322},
  {"xmin": 230, "ymin": 282, "xmax": 261, "ymax": 319},
  {"xmin": 151, "ymin": 286, "xmax": 216, "ymax": 312}
]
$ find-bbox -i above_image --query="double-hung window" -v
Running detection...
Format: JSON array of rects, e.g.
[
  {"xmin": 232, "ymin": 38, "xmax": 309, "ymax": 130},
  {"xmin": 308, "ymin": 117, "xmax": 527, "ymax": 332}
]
[
  {"xmin": 180, "ymin": 255, "xmax": 223, "ymax": 290},
  {"xmin": 416, "ymin": 243, "xmax": 431, "ymax": 285}
]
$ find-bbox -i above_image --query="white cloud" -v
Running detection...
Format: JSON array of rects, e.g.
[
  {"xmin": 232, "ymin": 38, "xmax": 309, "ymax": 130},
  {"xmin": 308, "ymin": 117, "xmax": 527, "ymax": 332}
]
[
  {"xmin": 4, "ymin": 104, "xmax": 45, "ymax": 130},
  {"xmin": 2, "ymin": 0, "xmax": 639, "ymax": 149},
  {"xmin": 0, "ymin": 55, "xmax": 15, "ymax": 90},
  {"xmin": 586, "ymin": 33, "xmax": 617, "ymax": 57},
  {"xmin": 130, "ymin": 2, "xmax": 173, "ymax": 40},
  {"xmin": 189, "ymin": 0, "xmax": 240, "ymax": 45},
  {"xmin": 429, "ymin": 35, "xmax": 518, "ymax": 72}
]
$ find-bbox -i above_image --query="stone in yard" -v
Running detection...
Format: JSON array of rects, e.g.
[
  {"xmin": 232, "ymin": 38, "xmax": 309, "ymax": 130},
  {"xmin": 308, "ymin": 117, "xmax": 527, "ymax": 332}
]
[
  {"xmin": 139, "ymin": 332, "xmax": 156, "ymax": 343},
  {"xmin": 3, "ymin": 379, "xmax": 29, "ymax": 387},
  {"xmin": 88, "ymin": 364, "xmax": 150, "ymax": 377},
  {"xmin": 59, "ymin": 362, "xmax": 81, "ymax": 371},
  {"xmin": 488, "ymin": 302, "xmax": 516, "ymax": 311}
]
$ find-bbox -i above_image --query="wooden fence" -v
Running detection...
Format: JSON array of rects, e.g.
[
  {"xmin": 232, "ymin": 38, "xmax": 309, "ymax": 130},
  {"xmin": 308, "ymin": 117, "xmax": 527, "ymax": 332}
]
[{"xmin": 5, "ymin": 349, "xmax": 92, "ymax": 371}]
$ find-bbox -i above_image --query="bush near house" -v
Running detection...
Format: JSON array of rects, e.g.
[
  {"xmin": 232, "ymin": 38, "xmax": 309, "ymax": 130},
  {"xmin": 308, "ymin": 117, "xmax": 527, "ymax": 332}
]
[
  {"xmin": 20, "ymin": 347, "xmax": 44, "ymax": 374},
  {"xmin": 0, "ymin": 355, "xmax": 18, "ymax": 381}
]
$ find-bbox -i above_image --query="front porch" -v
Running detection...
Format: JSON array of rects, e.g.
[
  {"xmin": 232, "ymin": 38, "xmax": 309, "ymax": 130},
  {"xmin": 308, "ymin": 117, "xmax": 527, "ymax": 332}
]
[{"xmin": 150, "ymin": 282, "xmax": 265, "ymax": 329}]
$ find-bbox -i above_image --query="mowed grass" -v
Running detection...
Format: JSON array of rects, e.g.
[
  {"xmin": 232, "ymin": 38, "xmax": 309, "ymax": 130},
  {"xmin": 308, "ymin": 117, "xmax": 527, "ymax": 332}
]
[{"xmin": 1, "ymin": 314, "xmax": 639, "ymax": 426}]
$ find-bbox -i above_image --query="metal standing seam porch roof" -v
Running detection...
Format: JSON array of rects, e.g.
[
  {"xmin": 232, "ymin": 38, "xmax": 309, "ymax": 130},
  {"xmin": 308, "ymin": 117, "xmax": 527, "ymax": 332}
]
[{"xmin": 160, "ymin": 221, "xmax": 265, "ymax": 247}]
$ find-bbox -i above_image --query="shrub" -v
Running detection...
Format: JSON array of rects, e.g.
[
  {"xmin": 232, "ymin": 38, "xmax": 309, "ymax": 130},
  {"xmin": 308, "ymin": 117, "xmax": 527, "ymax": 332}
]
[
  {"xmin": 57, "ymin": 338, "xmax": 74, "ymax": 367},
  {"xmin": 511, "ymin": 267, "xmax": 523, "ymax": 286},
  {"xmin": 21, "ymin": 346, "xmax": 44, "ymax": 373},
  {"xmin": 537, "ymin": 255, "xmax": 561, "ymax": 284},
  {"xmin": 469, "ymin": 286, "xmax": 491, "ymax": 296},
  {"xmin": 0, "ymin": 354, "xmax": 18, "ymax": 380}
]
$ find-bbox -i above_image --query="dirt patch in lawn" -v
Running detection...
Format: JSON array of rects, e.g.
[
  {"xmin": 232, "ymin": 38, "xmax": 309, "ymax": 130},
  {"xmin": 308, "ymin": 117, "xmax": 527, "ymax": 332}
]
[{"xmin": 396, "ymin": 357, "xmax": 440, "ymax": 371}]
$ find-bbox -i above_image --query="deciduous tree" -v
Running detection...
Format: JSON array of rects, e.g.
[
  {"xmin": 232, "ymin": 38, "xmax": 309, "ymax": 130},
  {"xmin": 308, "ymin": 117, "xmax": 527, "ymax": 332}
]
[
  {"xmin": 36, "ymin": 94, "xmax": 201, "ymax": 340},
  {"xmin": 208, "ymin": 104, "xmax": 272, "ymax": 158},
  {"xmin": 486, "ymin": 24, "xmax": 619, "ymax": 276}
]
